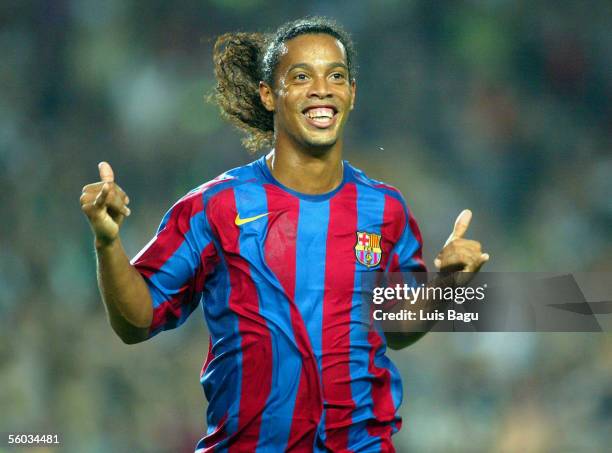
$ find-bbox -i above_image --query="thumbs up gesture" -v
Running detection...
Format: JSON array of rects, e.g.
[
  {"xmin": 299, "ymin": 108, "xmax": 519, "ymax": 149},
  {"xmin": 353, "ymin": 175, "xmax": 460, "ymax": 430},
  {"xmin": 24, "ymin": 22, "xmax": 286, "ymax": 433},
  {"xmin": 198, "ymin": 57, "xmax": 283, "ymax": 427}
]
[
  {"xmin": 434, "ymin": 210, "xmax": 489, "ymax": 279},
  {"xmin": 80, "ymin": 162, "xmax": 131, "ymax": 247}
]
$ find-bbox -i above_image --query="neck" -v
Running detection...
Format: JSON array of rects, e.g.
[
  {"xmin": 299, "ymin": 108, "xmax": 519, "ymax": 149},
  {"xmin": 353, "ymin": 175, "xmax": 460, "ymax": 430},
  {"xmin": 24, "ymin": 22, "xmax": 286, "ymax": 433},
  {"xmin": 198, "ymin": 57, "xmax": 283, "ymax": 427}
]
[{"xmin": 266, "ymin": 140, "xmax": 344, "ymax": 195}]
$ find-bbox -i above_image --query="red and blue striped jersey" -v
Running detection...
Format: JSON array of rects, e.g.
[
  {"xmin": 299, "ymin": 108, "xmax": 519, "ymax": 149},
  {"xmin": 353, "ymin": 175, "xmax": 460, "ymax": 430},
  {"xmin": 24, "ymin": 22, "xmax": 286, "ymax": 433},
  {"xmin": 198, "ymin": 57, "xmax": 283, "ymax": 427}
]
[{"xmin": 131, "ymin": 156, "xmax": 426, "ymax": 452}]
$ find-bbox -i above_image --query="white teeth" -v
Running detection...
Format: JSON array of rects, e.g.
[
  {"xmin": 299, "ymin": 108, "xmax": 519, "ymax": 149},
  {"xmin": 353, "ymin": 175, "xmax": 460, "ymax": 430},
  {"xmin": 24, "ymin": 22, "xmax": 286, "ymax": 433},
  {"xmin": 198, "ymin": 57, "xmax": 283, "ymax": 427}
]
[{"xmin": 305, "ymin": 107, "xmax": 334, "ymax": 119}]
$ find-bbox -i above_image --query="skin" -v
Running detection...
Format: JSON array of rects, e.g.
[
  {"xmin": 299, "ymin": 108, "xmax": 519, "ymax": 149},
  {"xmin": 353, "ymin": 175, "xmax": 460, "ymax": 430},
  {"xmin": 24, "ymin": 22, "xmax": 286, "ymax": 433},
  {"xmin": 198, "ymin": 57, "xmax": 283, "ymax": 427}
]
[
  {"xmin": 80, "ymin": 32, "xmax": 488, "ymax": 347},
  {"xmin": 80, "ymin": 163, "xmax": 151, "ymax": 343},
  {"xmin": 385, "ymin": 209, "xmax": 488, "ymax": 348}
]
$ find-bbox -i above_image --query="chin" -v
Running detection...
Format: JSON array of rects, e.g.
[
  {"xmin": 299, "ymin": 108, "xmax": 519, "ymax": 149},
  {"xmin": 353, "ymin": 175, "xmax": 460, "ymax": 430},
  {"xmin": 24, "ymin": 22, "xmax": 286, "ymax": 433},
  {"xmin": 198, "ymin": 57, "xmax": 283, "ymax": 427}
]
[
  {"xmin": 302, "ymin": 136, "xmax": 338, "ymax": 154},
  {"xmin": 299, "ymin": 126, "xmax": 339, "ymax": 148}
]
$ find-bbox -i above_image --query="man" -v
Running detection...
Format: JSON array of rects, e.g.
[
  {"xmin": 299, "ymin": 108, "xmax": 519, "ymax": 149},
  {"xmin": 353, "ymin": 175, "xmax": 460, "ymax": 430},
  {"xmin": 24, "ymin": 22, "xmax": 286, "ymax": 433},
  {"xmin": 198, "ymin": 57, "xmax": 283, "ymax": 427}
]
[{"xmin": 80, "ymin": 17, "xmax": 488, "ymax": 452}]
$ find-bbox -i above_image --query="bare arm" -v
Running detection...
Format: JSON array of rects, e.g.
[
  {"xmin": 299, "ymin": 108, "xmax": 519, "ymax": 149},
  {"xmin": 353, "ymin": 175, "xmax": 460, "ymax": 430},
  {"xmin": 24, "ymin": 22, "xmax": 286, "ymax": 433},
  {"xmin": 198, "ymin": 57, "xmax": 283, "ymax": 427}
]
[
  {"xmin": 385, "ymin": 274, "xmax": 452, "ymax": 350},
  {"xmin": 81, "ymin": 162, "xmax": 153, "ymax": 344},
  {"xmin": 96, "ymin": 238, "xmax": 152, "ymax": 344},
  {"xmin": 386, "ymin": 210, "xmax": 489, "ymax": 350}
]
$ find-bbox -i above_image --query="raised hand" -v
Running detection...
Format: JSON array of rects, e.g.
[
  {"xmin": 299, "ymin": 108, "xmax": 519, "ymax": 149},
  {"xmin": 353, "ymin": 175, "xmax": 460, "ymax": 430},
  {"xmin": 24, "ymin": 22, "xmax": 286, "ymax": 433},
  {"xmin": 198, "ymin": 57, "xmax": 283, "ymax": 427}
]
[
  {"xmin": 434, "ymin": 209, "xmax": 489, "ymax": 275},
  {"xmin": 80, "ymin": 162, "xmax": 131, "ymax": 247}
]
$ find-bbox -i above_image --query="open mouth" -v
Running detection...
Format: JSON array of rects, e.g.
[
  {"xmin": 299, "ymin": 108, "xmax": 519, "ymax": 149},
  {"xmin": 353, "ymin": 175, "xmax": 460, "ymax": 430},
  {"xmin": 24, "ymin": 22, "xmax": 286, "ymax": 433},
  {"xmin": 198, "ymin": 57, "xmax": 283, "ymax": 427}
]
[{"xmin": 302, "ymin": 105, "xmax": 338, "ymax": 129}]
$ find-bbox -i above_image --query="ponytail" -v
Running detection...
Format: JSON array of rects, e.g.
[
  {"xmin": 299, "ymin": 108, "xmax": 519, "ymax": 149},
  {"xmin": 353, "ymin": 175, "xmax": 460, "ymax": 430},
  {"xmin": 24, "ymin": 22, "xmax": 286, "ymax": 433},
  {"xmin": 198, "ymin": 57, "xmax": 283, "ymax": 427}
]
[{"xmin": 211, "ymin": 32, "xmax": 273, "ymax": 153}]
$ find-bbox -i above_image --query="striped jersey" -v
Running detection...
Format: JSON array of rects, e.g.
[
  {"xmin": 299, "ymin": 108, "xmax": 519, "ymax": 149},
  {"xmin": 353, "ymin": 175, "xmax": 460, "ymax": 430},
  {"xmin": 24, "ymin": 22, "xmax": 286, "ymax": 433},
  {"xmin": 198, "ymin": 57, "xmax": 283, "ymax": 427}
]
[{"xmin": 131, "ymin": 155, "xmax": 426, "ymax": 452}]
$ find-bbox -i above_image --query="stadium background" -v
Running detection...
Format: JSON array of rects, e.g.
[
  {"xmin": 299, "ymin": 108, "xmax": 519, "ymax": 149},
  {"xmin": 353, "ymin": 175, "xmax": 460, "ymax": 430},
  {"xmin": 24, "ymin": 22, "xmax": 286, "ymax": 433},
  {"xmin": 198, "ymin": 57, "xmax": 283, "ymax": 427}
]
[{"xmin": 1, "ymin": 1, "xmax": 610, "ymax": 451}]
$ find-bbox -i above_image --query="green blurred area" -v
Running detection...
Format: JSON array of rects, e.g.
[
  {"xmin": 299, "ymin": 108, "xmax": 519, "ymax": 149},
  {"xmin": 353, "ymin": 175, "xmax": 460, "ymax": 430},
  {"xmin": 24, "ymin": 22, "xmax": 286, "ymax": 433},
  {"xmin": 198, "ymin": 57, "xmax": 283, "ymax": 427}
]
[{"xmin": 1, "ymin": 1, "xmax": 611, "ymax": 451}]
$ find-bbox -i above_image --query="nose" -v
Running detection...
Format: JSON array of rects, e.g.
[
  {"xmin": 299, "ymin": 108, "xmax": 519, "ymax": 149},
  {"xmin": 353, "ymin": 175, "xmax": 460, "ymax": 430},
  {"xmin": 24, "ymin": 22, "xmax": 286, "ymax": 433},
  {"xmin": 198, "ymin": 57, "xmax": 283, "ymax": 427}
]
[{"xmin": 307, "ymin": 75, "xmax": 331, "ymax": 99}]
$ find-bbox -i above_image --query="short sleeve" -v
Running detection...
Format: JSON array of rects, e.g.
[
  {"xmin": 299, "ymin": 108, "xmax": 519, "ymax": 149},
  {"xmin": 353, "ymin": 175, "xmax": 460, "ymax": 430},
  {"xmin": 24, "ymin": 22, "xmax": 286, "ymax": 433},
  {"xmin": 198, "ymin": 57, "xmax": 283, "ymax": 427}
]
[
  {"xmin": 391, "ymin": 207, "xmax": 427, "ymax": 273},
  {"xmin": 385, "ymin": 199, "xmax": 427, "ymax": 290},
  {"xmin": 375, "ymin": 192, "xmax": 427, "ymax": 313},
  {"xmin": 131, "ymin": 189, "xmax": 217, "ymax": 338}
]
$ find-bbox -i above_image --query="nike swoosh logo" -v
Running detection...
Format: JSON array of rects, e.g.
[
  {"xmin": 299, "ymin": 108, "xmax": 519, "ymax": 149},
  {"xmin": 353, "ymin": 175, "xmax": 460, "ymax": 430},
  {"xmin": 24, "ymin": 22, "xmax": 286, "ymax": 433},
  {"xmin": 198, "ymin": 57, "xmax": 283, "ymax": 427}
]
[{"xmin": 235, "ymin": 212, "xmax": 269, "ymax": 226}]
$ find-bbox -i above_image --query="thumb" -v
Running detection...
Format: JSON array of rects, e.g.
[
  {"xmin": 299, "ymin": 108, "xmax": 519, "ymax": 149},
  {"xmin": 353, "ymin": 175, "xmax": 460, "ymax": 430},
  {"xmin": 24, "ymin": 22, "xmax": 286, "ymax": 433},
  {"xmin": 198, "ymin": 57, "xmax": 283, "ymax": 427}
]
[
  {"xmin": 98, "ymin": 161, "xmax": 115, "ymax": 183},
  {"xmin": 444, "ymin": 209, "xmax": 472, "ymax": 247}
]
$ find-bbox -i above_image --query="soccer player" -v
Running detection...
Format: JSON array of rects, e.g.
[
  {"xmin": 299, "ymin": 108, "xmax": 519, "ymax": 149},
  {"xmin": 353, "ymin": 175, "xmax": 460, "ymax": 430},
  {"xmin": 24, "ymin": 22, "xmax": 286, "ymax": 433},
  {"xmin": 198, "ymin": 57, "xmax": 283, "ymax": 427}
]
[{"xmin": 80, "ymin": 17, "xmax": 488, "ymax": 452}]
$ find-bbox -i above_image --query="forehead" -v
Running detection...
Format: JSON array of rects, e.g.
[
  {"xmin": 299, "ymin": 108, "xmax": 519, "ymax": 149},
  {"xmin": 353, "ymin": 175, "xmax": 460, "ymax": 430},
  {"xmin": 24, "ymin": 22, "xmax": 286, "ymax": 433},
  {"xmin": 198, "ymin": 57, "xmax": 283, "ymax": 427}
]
[{"xmin": 277, "ymin": 33, "xmax": 348, "ymax": 70}]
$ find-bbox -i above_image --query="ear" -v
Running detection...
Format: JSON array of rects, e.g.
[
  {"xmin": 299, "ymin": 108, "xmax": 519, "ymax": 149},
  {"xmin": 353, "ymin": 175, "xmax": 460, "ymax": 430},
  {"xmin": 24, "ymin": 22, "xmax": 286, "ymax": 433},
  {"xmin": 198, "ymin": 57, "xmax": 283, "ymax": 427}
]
[
  {"xmin": 349, "ymin": 79, "xmax": 356, "ymax": 111},
  {"xmin": 259, "ymin": 81, "xmax": 275, "ymax": 112}
]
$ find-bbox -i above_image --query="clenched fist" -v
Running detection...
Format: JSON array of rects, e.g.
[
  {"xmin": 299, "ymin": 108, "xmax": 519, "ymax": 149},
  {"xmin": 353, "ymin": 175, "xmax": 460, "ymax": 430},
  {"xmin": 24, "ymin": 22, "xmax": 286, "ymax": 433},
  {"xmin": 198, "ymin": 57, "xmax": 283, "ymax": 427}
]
[
  {"xmin": 80, "ymin": 162, "xmax": 131, "ymax": 247},
  {"xmin": 434, "ymin": 209, "xmax": 489, "ymax": 284}
]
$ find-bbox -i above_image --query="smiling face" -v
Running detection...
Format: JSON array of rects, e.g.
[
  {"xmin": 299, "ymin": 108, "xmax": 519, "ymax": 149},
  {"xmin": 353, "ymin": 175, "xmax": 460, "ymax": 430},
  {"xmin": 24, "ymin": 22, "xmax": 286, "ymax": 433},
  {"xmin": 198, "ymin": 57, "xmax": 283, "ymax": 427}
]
[{"xmin": 259, "ymin": 33, "xmax": 356, "ymax": 154}]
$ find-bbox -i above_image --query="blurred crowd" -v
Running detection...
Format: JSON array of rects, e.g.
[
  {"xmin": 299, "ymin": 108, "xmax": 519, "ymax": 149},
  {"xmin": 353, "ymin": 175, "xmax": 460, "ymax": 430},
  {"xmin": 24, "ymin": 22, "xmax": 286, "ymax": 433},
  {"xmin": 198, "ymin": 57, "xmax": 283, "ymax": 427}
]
[{"xmin": 1, "ymin": 1, "xmax": 610, "ymax": 451}]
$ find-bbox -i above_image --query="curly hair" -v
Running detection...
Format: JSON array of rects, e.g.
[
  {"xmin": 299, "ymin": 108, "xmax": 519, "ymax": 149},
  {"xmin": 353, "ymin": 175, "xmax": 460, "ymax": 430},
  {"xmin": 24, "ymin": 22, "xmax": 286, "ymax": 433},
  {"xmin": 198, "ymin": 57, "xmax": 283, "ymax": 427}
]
[{"xmin": 210, "ymin": 17, "xmax": 356, "ymax": 153}]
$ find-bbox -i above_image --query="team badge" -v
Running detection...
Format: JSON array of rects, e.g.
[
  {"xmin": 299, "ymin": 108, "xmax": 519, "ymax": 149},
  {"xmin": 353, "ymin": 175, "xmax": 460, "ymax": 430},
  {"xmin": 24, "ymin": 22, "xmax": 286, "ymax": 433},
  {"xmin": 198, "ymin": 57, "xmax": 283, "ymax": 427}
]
[{"xmin": 355, "ymin": 231, "xmax": 382, "ymax": 267}]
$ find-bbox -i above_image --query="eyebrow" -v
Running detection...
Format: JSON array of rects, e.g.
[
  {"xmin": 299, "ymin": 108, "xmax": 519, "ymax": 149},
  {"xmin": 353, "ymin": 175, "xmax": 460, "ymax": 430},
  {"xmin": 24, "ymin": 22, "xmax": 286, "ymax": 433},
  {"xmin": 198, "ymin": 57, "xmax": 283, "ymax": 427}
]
[{"xmin": 287, "ymin": 62, "xmax": 348, "ymax": 72}]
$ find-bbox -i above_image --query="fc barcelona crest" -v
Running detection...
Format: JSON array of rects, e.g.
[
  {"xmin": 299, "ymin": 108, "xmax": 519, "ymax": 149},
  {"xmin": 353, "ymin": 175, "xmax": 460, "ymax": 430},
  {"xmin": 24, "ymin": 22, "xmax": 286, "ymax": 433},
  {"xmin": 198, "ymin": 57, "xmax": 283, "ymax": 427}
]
[{"xmin": 355, "ymin": 231, "xmax": 382, "ymax": 267}]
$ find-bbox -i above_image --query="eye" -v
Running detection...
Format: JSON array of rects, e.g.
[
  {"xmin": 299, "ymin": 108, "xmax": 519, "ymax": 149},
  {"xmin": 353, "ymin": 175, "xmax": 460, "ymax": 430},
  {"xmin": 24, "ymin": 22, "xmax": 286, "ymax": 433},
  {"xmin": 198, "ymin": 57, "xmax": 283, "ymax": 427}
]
[
  {"xmin": 294, "ymin": 73, "xmax": 308, "ymax": 81},
  {"xmin": 331, "ymin": 72, "xmax": 346, "ymax": 81}
]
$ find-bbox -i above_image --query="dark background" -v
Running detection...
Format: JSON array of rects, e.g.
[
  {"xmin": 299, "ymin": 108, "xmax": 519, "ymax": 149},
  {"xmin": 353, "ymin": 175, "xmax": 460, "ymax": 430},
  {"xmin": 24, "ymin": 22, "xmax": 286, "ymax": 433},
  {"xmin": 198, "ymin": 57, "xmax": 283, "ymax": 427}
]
[{"xmin": 1, "ymin": 1, "xmax": 611, "ymax": 451}]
